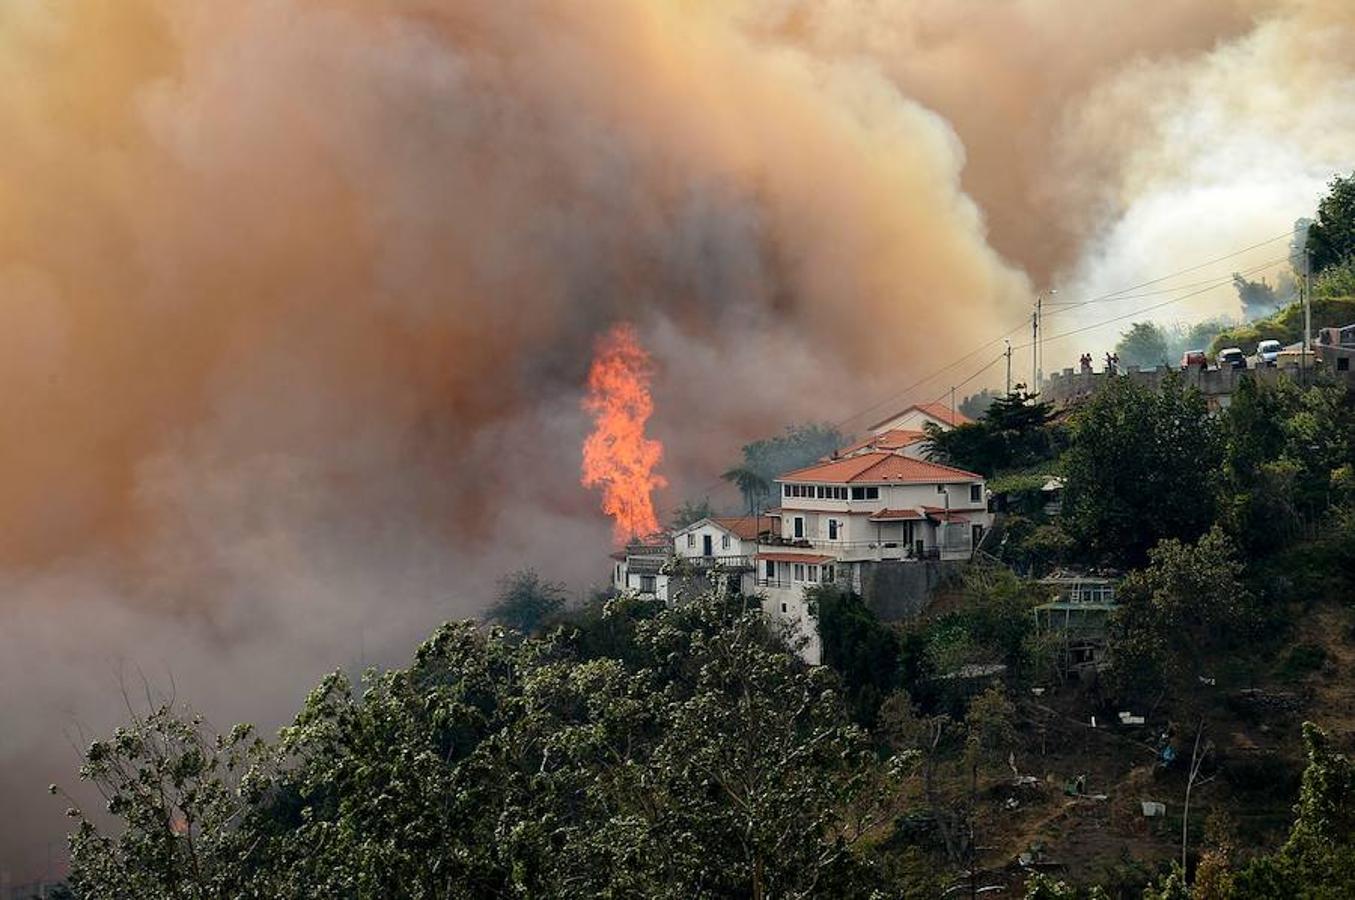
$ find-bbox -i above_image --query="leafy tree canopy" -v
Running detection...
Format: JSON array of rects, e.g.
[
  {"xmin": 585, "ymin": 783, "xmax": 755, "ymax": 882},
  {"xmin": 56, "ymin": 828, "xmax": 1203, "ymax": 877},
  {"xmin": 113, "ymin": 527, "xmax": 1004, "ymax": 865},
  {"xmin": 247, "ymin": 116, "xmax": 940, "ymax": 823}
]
[
  {"xmin": 724, "ymin": 423, "xmax": 843, "ymax": 513},
  {"xmin": 922, "ymin": 391, "xmax": 1059, "ymax": 477},
  {"xmin": 1307, "ymin": 171, "xmax": 1355, "ymax": 274},
  {"xmin": 484, "ymin": 567, "xmax": 567, "ymax": 635},
  {"xmin": 1061, "ymin": 374, "xmax": 1221, "ymax": 567},
  {"xmin": 669, "ymin": 497, "xmax": 714, "ymax": 529},
  {"xmin": 63, "ymin": 591, "xmax": 908, "ymax": 900}
]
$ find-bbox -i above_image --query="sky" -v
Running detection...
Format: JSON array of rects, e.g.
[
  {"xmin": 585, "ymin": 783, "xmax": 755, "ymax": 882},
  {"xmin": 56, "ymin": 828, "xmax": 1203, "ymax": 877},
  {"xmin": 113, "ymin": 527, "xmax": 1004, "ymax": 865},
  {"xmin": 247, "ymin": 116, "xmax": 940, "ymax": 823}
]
[{"xmin": 0, "ymin": 0, "xmax": 1353, "ymax": 878}]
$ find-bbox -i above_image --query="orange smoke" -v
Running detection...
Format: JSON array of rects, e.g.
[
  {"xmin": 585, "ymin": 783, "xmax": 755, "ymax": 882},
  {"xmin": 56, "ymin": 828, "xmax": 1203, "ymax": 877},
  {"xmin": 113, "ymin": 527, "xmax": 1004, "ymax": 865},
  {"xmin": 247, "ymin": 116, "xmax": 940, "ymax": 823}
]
[{"xmin": 581, "ymin": 323, "xmax": 667, "ymax": 544}]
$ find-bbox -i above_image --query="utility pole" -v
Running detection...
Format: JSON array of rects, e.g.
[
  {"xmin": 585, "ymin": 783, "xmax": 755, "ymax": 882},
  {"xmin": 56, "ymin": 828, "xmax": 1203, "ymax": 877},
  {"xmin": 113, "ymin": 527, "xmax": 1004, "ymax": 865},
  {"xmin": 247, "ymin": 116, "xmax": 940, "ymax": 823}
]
[
  {"xmin": 1004, "ymin": 339, "xmax": 1012, "ymax": 396},
  {"xmin": 1304, "ymin": 246, "xmax": 1313, "ymax": 384},
  {"xmin": 1031, "ymin": 305, "xmax": 1039, "ymax": 391},
  {"xmin": 950, "ymin": 386, "xmax": 956, "ymax": 424}
]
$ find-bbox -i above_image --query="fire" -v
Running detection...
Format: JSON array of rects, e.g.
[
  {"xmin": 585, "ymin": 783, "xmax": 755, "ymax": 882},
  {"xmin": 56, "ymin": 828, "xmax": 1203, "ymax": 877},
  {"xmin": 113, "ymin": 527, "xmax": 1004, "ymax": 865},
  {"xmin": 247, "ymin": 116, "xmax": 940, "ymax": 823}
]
[{"xmin": 581, "ymin": 323, "xmax": 667, "ymax": 544}]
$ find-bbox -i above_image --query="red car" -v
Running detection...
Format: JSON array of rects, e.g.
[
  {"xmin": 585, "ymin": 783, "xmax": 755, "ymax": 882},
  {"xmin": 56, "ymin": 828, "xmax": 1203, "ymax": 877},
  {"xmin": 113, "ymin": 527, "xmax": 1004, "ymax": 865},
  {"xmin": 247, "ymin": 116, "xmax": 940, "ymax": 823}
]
[{"xmin": 1181, "ymin": 349, "xmax": 1208, "ymax": 369}]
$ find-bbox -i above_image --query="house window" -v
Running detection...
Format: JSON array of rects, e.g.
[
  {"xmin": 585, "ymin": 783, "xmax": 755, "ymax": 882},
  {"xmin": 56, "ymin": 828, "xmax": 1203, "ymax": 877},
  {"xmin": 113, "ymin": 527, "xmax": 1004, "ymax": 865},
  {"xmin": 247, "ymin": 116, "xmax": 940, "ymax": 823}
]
[
  {"xmin": 865, "ymin": 487, "xmax": 879, "ymax": 500},
  {"xmin": 828, "ymin": 519, "xmax": 839, "ymax": 540},
  {"xmin": 839, "ymin": 487, "xmax": 849, "ymax": 500},
  {"xmin": 784, "ymin": 484, "xmax": 792, "ymax": 497},
  {"xmin": 825, "ymin": 565, "xmax": 835, "ymax": 582},
  {"xmin": 794, "ymin": 517, "xmax": 804, "ymax": 538},
  {"xmin": 721, "ymin": 534, "xmax": 730, "ymax": 550},
  {"xmin": 781, "ymin": 602, "xmax": 788, "ymax": 613},
  {"xmin": 850, "ymin": 487, "xmax": 866, "ymax": 501},
  {"xmin": 687, "ymin": 534, "xmax": 695, "ymax": 547},
  {"xmin": 640, "ymin": 575, "xmax": 656, "ymax": 593},
  {"xmin": 936, "ymin": 484, "xmax": 946, "ymax": 494},
  {"xmin": 794, "ymin": 563, "xmax": 805, "ymax": 581},
  {"xmin": 765, "ymin": 560, "xmax": 776, "ymax": 578},
  {"xmin": 970, "ymin": 484, "xmax": 982, "ymax": 503},
  {"xmin": 808, "ymin": 564, "xmax": 818, "ymax": 581}
]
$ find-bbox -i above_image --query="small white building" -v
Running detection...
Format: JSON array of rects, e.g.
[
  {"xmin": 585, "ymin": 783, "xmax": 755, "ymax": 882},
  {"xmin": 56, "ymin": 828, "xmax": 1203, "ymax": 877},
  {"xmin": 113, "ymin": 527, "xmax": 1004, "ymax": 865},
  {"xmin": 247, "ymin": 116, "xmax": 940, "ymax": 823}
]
[
  {"xmin": 866, "ymin": 401, "xmax": 972, "ymax": 434},
  {"xmin": 610, "ymin": 534, "xmax": 671, "ymax": 600}
]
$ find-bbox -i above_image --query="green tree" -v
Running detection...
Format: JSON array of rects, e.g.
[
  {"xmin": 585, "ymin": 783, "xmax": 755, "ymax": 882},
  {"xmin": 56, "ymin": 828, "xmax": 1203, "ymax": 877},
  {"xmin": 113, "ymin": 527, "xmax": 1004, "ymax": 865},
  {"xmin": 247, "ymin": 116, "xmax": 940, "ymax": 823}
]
[
  {"xmin": 58, "ymin": 705, "xmax": 269, "ymax": 900},
  {"xmin": 1315, "ymin": 259, "xmax": 1355, "ymax": 299},
  {"xmin": 484, "ymin": 568, "xmax": 567, "ymax": 635},
  {"xmin": 810, "ymin": 583, "xmax": 901, "ymax": 727},
  {"xmin": 669, "ymin": 497, "xmax": 714, "ymax": 529},
  {"xmin": 1219, "ymin": 377, "xmax": 1302, "ymax": 553},
  {"xmin": 1062, "ymin": 374, "xmax": 1221, "ymax": 567},
  {"xmin": 721, "ymin": 465, "xmax": 772, "ymax": 515},
  {"xmin": 65, "ymin": 591, "xmax": 907, "ymax": 899},
  {"xmin": 1116, "ymin": 321, "xmax": 1172, "ymax": 369},
  {"xmin": 1307, "ymin": 172, "xmax": 1355, "ymax": 274},
  {"xmin": 1105, "ymin": 528, "xmax": 1251, "ymax": 700},
  {"xmin": 724, "ymin": 423, "xmax": 844, "ymax": 512},
  {"xmin": 1232, "ymin": 723, "xmax": 1355, "ymax": 898},
  {"xmin": 923, "ymin": 391, "xmax": 1059, "ymax": 477}
]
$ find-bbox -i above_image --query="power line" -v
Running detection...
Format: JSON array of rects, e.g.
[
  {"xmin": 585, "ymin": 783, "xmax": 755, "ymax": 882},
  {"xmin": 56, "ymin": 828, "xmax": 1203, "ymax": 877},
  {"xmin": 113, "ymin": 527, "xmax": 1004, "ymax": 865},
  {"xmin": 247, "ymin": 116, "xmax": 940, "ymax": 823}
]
[
  {"xmin": 1071, "ymin": 229, "xmax": 1296, "ymax": 303},
  {"xmin": 689, "ymin": 229, "xmax": 1302, "ymax": 502},
  {"xmin": 1042, "ymin": 256, "xmax": 1290, "ymax": 307},
  {"xmin": 834, "ymin": 230, "xmax": 1300, "ymax": 432}
]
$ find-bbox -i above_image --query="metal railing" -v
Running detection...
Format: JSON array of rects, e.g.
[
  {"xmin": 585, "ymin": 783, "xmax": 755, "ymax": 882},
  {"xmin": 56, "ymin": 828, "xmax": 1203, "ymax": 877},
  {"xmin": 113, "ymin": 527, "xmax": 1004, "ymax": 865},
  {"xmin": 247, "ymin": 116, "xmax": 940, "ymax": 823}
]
[{"xmin": 677, "ymin": 554, "xmax": 754, "ymax": 570}]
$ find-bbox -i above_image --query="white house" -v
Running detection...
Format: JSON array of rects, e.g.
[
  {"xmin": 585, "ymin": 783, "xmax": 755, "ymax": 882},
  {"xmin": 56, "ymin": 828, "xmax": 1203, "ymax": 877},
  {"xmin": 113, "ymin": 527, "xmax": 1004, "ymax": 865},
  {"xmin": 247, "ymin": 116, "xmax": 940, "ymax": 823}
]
[
  {"xmin": 610, "ymin": 534, "xmax": 670, "ymax": 600},
  {"xmin": 748, "ymin": 452, "xmax": 992, "ymax": 663},
  {"xmin": 609, "ymin": 516, "xmax": 773, "ymax": 602},
  {"xmin": 607, "ymin": 402, "xmax": 987, "ymax": 667},
  {"xmin": 866, "ymin": 401, "xmax": 972, "ymax": 434}
]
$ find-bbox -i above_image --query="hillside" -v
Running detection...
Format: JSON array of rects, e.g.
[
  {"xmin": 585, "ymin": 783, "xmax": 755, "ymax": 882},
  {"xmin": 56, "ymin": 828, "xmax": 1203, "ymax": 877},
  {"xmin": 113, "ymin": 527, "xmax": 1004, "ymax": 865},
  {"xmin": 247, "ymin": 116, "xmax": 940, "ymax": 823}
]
[{"xmin": 1209, "ymin": 294, "xmax": 1355, "ymax": 355}]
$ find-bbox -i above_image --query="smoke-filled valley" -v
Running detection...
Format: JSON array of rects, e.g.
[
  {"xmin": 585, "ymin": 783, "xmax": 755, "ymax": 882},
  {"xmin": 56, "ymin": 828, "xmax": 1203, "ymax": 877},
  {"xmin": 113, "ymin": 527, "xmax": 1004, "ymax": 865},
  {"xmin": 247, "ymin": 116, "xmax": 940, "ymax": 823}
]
[{"xmin": 2, "ymin": 0, "xmax": 1354, "ymax": 878}]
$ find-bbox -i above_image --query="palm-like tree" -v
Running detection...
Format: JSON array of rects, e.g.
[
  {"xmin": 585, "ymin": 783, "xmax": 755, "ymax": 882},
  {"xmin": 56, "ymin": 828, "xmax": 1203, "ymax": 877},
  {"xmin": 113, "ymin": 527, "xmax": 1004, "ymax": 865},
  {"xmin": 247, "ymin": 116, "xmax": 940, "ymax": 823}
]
[{"xmin": 721, "ymin": 466, "xmax": 770, "ymax": 515}]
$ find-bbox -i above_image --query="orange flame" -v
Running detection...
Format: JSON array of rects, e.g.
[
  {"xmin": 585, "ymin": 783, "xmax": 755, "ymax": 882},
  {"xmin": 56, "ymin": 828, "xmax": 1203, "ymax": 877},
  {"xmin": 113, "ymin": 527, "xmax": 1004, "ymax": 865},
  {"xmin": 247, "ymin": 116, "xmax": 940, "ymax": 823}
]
[{"xmin": 581, "ymin": 323, "xmax": 667, "ymax": 544}]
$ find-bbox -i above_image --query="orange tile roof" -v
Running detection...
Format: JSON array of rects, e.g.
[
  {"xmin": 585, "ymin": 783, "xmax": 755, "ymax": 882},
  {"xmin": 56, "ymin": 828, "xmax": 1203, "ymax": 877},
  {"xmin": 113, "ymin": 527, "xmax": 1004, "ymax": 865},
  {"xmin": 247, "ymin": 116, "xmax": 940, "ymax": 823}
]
[
  {"xmin": 837, "ymin": 429, "xmax": 928, "ymax": 456},
  {"xmin": 709, "ymin": 515, "xmax": 778, "ymax": 541},
  {"xmin": 779, "ymin": 452, "xmax": 982, "ymax": 484},
  {"xmin": 867, "ymin": 402, "xmax": 972, "ymax": 432}
]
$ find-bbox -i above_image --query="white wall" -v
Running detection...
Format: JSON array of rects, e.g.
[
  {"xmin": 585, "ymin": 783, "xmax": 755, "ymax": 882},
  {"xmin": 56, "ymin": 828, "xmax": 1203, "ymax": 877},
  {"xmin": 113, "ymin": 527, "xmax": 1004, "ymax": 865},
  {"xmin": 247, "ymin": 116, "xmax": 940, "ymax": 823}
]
[
  {"xmin": 756, "ymin": 582, "xmax": 823, "ymax": 665},
  {"xmin": 872, "ymin": 408, "xmax": 954, "ymax": 433},
  {"xmin": 673, "ymin": 521, "xmax": 757, "ymax": 560}
]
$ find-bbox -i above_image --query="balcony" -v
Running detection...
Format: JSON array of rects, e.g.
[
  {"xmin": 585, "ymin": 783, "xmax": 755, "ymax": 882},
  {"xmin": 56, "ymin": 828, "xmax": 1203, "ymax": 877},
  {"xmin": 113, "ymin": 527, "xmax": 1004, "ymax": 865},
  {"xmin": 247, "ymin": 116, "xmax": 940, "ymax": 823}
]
[
  {"xmin": 677, "ymin": 554, "xmax": 755, "ymax": 572},
  {"xmin": 758, "ymin": 538, "xmax": 955, "ymax": 562}
]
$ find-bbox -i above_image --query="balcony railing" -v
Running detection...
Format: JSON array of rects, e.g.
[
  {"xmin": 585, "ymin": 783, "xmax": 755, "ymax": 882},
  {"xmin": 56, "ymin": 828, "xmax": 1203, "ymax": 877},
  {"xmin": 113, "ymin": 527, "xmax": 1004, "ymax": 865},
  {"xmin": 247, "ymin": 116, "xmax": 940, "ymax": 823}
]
[{"xmin": 678, "ymin": 554, "xmax": 754, "ymax": 571}]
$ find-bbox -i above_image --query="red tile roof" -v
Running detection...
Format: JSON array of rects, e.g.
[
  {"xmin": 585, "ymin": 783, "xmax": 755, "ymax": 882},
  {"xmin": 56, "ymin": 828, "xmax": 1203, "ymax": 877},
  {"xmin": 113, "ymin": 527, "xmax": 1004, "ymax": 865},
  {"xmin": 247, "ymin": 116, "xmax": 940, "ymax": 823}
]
[
  {"xmin": 837, "ymin": 429, "xmax": 928, "ymax": 456},
  {"xmin": 779, "ymin": 452, "xmax": 982, "ymax": 485},
  {"xmin": 754, "ymin": 552, "xmax": 835, "ymax": 564},
  {"xmin": 709, "ymin": 516, "xmax": 777, "ymax": 541},
  {"xmin": 867, "ymin": 402, "xmax": 971, "ymax": 432}
]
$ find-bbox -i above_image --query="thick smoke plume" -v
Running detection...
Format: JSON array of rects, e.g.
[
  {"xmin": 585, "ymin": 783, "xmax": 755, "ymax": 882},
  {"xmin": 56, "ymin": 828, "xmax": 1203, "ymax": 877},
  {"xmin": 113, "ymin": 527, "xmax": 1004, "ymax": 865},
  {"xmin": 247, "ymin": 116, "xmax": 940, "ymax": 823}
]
[{"xmin": 0, "ymin": 0, "xmax": 1351, "ymax": 878}]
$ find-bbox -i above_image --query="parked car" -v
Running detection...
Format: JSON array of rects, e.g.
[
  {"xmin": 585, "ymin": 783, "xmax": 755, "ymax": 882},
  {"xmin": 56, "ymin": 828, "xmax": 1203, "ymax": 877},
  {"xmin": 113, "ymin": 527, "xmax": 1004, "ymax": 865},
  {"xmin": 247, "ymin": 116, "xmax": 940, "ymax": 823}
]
[
  {"xmin": 1218, "ymin": 347, "xmax": 1247, "ymax": 369},
  {"xmin": 1256, "ymin": 339, "xmax": 1282, "ymax": 365},
  {"xmin": 1181, "ymin": 349, "xmax": 1207, "ymax": 369}
]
